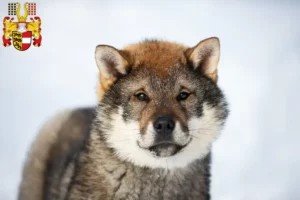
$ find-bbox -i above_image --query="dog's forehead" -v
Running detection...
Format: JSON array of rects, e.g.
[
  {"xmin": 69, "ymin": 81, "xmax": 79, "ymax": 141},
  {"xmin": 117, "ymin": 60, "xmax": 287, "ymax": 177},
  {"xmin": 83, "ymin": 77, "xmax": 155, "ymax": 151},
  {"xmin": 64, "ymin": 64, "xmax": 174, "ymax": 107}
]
[{"xmin": 123, "ymin": 40, "xmax": 188, "ymax": 77}]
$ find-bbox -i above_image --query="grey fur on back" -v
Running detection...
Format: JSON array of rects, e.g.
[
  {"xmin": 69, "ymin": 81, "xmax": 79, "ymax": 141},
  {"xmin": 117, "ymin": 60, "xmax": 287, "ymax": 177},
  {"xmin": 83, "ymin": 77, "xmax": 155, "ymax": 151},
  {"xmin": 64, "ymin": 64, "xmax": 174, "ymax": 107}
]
[
  {"xmin": 18, "ymin": 108, "xmax": 95, "ymax": 200},
  {"xmin": 18, "ymin": 108, "xmax": 211, "ymax": 200}
]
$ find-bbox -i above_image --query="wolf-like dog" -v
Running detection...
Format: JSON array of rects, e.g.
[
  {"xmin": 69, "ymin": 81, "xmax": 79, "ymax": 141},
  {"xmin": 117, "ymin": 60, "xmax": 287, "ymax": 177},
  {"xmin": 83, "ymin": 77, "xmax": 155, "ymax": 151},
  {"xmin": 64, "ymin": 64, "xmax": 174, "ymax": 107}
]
[{"xmin": 18, "ymin": 37, "xmax": 229, "ymax": 200}]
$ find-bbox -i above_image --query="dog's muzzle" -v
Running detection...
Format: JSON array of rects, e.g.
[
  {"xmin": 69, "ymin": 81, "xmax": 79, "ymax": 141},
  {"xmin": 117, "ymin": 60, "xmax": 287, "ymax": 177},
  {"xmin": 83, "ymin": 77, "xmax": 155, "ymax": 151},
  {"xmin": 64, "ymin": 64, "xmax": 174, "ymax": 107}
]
[{"xmin": 148, "ymin": 116, "xmax": 182, "ymax": 157}]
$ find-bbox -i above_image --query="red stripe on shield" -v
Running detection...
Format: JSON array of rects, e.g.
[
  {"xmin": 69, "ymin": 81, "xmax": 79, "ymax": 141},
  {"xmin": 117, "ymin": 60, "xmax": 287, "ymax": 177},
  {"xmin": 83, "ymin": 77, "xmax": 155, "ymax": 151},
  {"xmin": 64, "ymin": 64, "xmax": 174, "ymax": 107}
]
[
  {"xmin": 22, "ymin": 31, "xmax": 32, "ymax": 51},
  {"xmin": 22, "ymin": 43, "xmax": 31, "ymax": 51},
  {"xmin": 22, "ymin": 31, "xmax": 32, "ymax": 38}
]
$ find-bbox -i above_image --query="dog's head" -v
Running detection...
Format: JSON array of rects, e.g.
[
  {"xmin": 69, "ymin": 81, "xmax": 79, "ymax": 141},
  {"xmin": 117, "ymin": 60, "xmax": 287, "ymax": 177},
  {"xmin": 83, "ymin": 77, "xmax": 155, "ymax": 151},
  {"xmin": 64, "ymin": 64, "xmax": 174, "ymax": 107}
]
[{"xmin": 95, "ymin": 38, "xmax": 229, "ymax": 169}]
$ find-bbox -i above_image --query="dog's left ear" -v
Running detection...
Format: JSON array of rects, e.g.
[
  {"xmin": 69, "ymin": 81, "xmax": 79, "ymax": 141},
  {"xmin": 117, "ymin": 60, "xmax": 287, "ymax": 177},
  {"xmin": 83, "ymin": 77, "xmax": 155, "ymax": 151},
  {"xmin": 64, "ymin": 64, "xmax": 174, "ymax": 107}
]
[
  {"xmin": 186, "ymin": 37, "xmax": 220, "ymax": 82},
  {"xmin": 95, "ymin": 45, "xmax": 130, "ymax": 100}
]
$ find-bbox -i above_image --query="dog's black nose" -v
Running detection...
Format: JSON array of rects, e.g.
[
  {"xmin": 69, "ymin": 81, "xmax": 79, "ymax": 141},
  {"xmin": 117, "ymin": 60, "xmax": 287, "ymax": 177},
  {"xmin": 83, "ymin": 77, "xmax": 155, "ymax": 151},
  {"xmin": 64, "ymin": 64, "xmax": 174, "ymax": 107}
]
[{"xmin": 153, "ymin": 116, "xmax": 175, "ymax": 135}]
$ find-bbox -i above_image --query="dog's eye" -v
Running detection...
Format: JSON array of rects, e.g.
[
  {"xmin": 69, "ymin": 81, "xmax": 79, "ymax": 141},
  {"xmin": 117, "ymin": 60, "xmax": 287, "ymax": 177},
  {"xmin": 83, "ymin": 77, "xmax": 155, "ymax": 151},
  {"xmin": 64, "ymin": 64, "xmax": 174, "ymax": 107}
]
[
  {"xmin": 177, "ymin": 92, "xmax": 190, "ymax": 101},
  {"xmin": 135, "ymin": 93, "xmax": 149, "ymax": 101}
]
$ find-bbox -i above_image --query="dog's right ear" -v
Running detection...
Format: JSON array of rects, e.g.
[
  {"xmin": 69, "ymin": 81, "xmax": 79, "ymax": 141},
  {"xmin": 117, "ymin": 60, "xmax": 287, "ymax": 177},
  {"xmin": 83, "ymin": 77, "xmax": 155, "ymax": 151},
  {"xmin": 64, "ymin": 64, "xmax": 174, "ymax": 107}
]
[{"xmin": 95, "ymin": 45, "xmax": 129, "ymax": 100}]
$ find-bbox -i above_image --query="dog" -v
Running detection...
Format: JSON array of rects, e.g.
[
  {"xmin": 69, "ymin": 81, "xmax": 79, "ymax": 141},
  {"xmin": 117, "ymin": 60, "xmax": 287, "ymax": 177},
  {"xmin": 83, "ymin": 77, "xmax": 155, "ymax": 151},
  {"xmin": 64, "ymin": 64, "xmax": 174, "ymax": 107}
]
[{"xmin": 18, "ymin": 37, "xmax": 229, "ymax": 200}]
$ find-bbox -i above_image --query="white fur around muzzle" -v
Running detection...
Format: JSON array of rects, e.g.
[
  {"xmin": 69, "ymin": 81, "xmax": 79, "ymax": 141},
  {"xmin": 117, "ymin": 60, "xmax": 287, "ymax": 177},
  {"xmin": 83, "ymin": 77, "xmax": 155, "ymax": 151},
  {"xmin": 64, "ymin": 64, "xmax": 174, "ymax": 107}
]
[{"xmin": 103, "ymin": 104, "xmax": 223, "ymax": 169}]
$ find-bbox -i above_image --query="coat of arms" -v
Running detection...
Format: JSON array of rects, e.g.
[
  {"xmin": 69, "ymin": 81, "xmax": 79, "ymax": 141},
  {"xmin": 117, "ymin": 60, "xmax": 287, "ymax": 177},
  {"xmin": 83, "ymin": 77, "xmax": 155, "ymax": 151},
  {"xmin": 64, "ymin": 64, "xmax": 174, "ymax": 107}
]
[{"xmin": 2, "ymin": 2, "xmax": 42, "ymax": 51}]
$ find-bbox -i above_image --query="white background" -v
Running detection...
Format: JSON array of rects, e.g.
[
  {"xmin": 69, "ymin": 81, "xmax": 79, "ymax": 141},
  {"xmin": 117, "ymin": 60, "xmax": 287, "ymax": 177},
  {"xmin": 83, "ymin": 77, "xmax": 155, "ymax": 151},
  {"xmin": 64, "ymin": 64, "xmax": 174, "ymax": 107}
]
[{"xmin": 0, "ymin": 0, "xmax": 299, "ymax": 199}]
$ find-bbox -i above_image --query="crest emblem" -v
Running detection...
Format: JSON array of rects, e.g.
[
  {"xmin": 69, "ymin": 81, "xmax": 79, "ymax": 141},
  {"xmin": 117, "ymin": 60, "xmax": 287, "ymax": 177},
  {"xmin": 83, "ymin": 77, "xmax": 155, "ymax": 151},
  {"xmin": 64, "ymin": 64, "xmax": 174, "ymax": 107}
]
[
  {"xmin": 12, "ymin": 31, "xmax": 32, "ymax": 51},
  {"xmin": 2, "ymin": 2, "xmax": 42, "ymax": 51}
]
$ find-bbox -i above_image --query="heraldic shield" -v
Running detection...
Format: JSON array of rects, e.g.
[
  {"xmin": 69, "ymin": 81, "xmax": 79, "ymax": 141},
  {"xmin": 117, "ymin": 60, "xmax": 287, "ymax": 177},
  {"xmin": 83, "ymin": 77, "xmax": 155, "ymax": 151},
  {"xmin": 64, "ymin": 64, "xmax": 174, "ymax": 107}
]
[{"xmin": 12, "ymin": 31, "xmax": 32, "ymax": 51}]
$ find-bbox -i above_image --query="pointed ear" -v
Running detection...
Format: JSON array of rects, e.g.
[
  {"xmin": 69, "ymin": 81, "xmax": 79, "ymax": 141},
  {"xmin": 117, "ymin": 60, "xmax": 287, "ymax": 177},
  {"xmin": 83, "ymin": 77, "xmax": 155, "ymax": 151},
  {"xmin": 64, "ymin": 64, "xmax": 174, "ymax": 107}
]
[
  {"xmin": 186, "ymin": 37, "xmax": 220, "ymax": 82},
  {"xmin": 95, "ymin": 45, "xmax": 129, "ymax": 100}
]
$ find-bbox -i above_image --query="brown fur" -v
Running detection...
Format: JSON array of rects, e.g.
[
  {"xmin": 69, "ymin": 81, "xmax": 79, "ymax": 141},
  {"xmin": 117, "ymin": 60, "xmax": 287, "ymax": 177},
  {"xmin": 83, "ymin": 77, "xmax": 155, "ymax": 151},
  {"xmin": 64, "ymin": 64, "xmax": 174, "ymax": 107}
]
[
  {"xmin": 97, "ymin": 40, "xmax": 189, "ymax": 100},
  {"xmin": 124, "ymin": 40, "xmax": 187, "ymax": 72},
  {"xmin": 96, "ymin": 38, "xmax": 219, "ymax": 100},
  {"xmin": 97, "ymin": 73, "xmax": 117, "ymax": 100}
]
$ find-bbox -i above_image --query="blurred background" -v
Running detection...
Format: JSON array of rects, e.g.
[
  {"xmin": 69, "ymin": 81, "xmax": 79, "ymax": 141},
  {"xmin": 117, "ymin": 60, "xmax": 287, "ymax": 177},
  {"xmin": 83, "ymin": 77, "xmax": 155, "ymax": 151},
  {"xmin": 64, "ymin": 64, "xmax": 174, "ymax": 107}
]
[{"xmin": 0, "ymin": 0, "xmax": 299, "ymax": 199}]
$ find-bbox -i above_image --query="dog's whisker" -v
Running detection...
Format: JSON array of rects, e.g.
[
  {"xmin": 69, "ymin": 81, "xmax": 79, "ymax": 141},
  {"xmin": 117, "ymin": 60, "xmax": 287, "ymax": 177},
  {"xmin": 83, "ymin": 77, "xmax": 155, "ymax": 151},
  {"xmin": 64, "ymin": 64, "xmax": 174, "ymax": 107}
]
[
  {"xmin": 111, "ymin": 139, "xmax": 132, "ymax": 143},
  {"xmin": 118, "ymin": 128, "xmax": 140, "ymax": 131},
  {"xmin": 166, "ymin": 159, "xmax": 169, "ymax": 172},
  {"xmin": 190, "ymin": 135, "xmax": 201, "ymax": 140},
  {"xmin": 188, "ymin": 128, "xmax": 214, "ymax": 131}
]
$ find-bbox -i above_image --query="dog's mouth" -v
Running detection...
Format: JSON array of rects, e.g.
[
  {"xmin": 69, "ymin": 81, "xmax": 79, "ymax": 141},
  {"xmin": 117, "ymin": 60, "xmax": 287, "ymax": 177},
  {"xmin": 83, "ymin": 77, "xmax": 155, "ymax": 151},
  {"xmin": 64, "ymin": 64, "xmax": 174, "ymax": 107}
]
[
  {"xmin": 138, "ymin": 137, "xmax": 192, "ymax": 158},
  {"xmin": 148, "ymin": 142, "xmax": 183, "ymax": 157}
]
